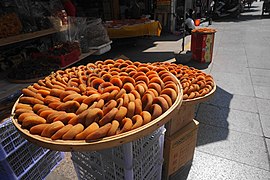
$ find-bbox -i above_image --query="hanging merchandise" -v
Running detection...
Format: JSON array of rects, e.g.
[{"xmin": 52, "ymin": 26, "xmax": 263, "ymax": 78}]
[
  {"xmin": 14, "ymin": 0, "xmax": 38, "ymax": 32},
  {"xmin": 0, "ymin": 1, "xmax": 23, "ymax": 38},
  {"xmin": 85, "ymin": 18, "xmax": 111, "ymax": 48},
  {"xmin": 0, "ymin": 13, "xmax": 22, "ymax": 38},
  {"xmin": 31, "ymin": 41, "xmax": 81, "ymax": 68},
  {"xmin": 7, "ymin": 58, "xmax": 60, "ymax": 81},
  {"xmin": 29, "ymin": 0, "xmax": 53, "ymax": 30},
  {"xmin": 46, "ymin": 0, "xmax": 68, "ymax": 29},
  {"xmin": 66, "ymin": 17, "xmax": 86, "ymax": 42}
]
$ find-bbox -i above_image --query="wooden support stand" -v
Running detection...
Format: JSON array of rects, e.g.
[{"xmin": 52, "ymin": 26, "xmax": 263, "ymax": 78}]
[
  {"xmin": 163, "ymin": 120, "xmax": 199, "ymax": 180},
  {"xmin": 165, "ymin": 103, "xmax": 196, "ymax": 137},
  {"xmin": 163, "ymin": 84, "xmax": 216, "ymax": 179}
]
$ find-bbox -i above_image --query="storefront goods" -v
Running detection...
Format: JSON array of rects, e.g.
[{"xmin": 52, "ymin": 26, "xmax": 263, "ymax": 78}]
[{"xmin": 0, "ymin": 13, "xmax": 22, "ymax": 38}]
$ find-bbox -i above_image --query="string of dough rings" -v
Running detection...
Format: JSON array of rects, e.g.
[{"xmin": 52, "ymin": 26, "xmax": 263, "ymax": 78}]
[
  {"xmin": 14, "ymin": 59, "xmax": 180, "ymax": 141},
  {"xmin": 152, "ymin": 62, "xmax": 215, "ymax": 100}
]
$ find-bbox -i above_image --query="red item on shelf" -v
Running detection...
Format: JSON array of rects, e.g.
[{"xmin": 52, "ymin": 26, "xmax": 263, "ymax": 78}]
[
  {"xmin": 32, "ymin": 49, "xmax": 81, "ymax": 68},
  {"xmin": 63, "ymin": 1, "xmax": 76, "ymax": 17}
]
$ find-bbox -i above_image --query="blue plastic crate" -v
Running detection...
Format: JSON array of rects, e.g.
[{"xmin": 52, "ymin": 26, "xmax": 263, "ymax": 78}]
[
  {"xmin": 0, "ymin": 118, "xmax": 27, "ymax": 160},
  {"xmin": 20, "ymin": 151, "xmax": 64, "ymax": 180},
  {"xmin": 0, "ymin": 141, "xmax": 49, "ymax": 180},
  {"xmin": 0, "ymin": 118, "xmax": 64, "ymax": 180}
]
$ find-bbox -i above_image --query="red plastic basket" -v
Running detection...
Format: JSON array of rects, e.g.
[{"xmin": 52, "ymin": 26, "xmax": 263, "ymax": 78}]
[{"xmin": 32, "ymin": 49, "xmax": 81, "ymax": 68}]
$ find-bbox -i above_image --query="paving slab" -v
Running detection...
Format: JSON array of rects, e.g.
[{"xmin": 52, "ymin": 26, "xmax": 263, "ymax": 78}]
[
  {"xmin": 256, "ymin": 98, "xmax": 270, "ymax": 116},
  {"xmin": 196, "ymin": 104, "xmax": 263, "ymax": 136},
  {"xmin": 254, "ymin": 86, "xmax": 270, "ymax": 99},
  {"xmin": 260, "ymin": 114, "xmax": 270, "ymax": 138},
  {"xmin": 197, "ymin": 124, "xmax": 269, "ymax": 170},
  {"xmin": 46, "ymin": 152, "xmax": 77, "ymax": 180},
  {"xmin": 252, "ymin": 75, "xmax": 270, "ymax": 87},
  {"xmin": 243, "ymin": 40, "xmax": 269, "ymax": 47},
  {"xmin": 250, "ymin": 68, "xmax": 270, "ymax": 77},
  {"xmin": 212, "ymin": 54, "xmax": 248, "ymax": 64},
  {"xmin": 218, "ymin": 42, "xmax": 244, "ymax": 48},
  {"xmin": 211, "ymin": 58, "xmax": 249, "ymax": 75},
  {"xmin": 266, "ymin": 138, "xmax": 270, "ymax": 161},
  {"xmin": 205, "ymin": 86, "xmax": 258, "ymax": 113},
  {"xmin": 247, "ymin": 55, "xmax": 270, "ymax": 69},
  {"xmin": 216, "ymin": 47, "xmax": 246, "ymax": 56},
  {"xmin": 246, "ymin": 49, "xmax": 270, "ymax": 58},
  {"xmin": 210, "ymin": 71, "xmax": 254, "ymax": 97},
  {"xmin": 244, "ymin": 44, "xmax": 269, "ymax": 51},
  {"xmin": 187, "ymin": 150, "xmax": 270, "ymax": 180}
]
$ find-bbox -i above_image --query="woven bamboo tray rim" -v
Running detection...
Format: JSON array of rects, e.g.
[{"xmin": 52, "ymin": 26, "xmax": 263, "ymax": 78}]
[
  {"xmin": 182, "ymin": 82, "xmax": 216, "ymax": 106},
  {"xmin": 11, "ymin": 75, "xmax": 183, "ymax": 152}
]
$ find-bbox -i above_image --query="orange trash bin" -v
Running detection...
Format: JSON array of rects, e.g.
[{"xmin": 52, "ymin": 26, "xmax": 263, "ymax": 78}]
[{"xmin": 191, "ymin": 28, "xmax": 216, "ymax": 63}]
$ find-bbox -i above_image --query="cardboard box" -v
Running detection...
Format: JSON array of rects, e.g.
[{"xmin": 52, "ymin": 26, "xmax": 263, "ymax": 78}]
[
  {"xmin": 165, "ymin": 104, "xmax": 196, "ymax": 137},
  {"xmin": 163, "ymin": 120, "xmax": 199, "ymax": 179}
]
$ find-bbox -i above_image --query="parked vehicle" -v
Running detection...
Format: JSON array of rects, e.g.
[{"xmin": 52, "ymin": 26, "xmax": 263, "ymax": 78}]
[
  {"xmin": 212, "ymin": 0, "xmax": 242, "ymax": 19},
  {"xmin": 262, "ymin": 0, "xmax": 270, "ymax": 15},
  {"xmin": 243, "ymin": 0, "xmax": 254, "ymax": 8}
]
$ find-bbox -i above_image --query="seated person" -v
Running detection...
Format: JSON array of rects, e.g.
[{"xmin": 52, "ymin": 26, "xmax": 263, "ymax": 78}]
[{"xmin": 185, "ymin": 10, "xmax": 195, "ymax": 34}]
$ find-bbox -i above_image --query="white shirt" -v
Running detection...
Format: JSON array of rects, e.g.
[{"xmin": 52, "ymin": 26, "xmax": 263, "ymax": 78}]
[{"xmin": 185, "ymin": 18, "xmax": 196, "ymax": 29}]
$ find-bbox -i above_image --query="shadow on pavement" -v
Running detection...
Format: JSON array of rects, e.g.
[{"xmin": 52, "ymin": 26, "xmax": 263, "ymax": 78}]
[
  {"xmin": 196, "ymin": 86, "xmax": 232, "ymax": 146},
  {"xmin": 168, "ymin": 160, "xmax": 193, "ymax": 180},
  {"xmin": 186, "ymin": 60, "xmax": 211, "ymax": 70},
  {"xmin": 78, "ymin": 33, "xmax": 184, "ymax": 65},
  {"xmin": 174, "ymin": 51, "xmax": 212, "ymax": 70},
  {"xmin": 213, "ymin": 14, "xmax": 264, "ymax": 22},
  {"xmin": 243, "ymin": 8, "xmax": 261, "ymax": 13},
  {"xmin": 212, "ymin": 3, "xmax": 267, "ymax": 22},
  {"xmin": 176, "ymin": 86, "xmax": 232, "ymax": 179},
  {"xmin": 244, "ymin": 5, "xmax": 260, "ymax": 9}
]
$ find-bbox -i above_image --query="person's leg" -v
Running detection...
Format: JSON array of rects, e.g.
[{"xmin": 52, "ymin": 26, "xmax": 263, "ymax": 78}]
[{"xmin": 185, "ymin": 25, "xmax": 191, "ymax": 35}]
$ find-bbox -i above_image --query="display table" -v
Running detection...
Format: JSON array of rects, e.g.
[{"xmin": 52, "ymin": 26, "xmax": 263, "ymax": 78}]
[{"xmin": 107, "ymin": 21, "xmax": 162, "ymax": 39}]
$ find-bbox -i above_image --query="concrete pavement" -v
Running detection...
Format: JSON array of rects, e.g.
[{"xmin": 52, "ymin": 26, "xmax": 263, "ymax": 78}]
[{"xmin": 190, "ymin": 2, "xmax": 270, "ymax": 179}]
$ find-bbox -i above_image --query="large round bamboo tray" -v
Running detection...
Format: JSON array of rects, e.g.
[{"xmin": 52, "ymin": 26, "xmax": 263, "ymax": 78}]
[
  {"xmin": 182, "ymin": 82, "xmax": 216, "ymax": 106},
  {"xmin": 11, "ymin": 76, "xmax": 183, "ymax": 152}
]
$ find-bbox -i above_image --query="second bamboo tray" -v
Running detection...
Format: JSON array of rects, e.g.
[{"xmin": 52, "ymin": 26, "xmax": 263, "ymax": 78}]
[{"xmin": 182, "ymin": 82, "xmax": 216, "ymax": 106}]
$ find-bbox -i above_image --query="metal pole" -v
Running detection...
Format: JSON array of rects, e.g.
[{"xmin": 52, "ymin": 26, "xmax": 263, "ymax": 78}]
[{"xmin": 182, "ymin": 0, "xmax": 187, "ymax": 52}]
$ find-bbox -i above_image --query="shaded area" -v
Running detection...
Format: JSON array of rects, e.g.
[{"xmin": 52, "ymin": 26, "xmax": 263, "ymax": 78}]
[
  {"xmin": 244, "ymin": 5, "xmax": 260, "ymax": 9},
  {"xmin": 242, "ymin": 8, "xmax": 261, "ymax": 13},
  {"xmin": 213, "ymin": 14, "xmax": 264, "ymax": 22},
  {"xmin": 165, "ymin": 86, "xmax": 233, "ymax": 180},
  {"xmin": 195, "ymin": 86, "xmax": 232, "ymax": 146},
  {"xmin": 167, "ymin": 160, "xmax": 193, "ymax": 180},
  {"xmin": 212, "ymin": 2, "xmax": 268, "ymax": 22},
  {"xmin": 174, "ymin": 50, "xmax": 212, "ymax": 70},
  {"xmin": 78, "ymin": 33, "xmax": 213, "ymax": 71},
  {"xmin": 78, "ymin": 33, "xmax": 185, "ymax": 65}
]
